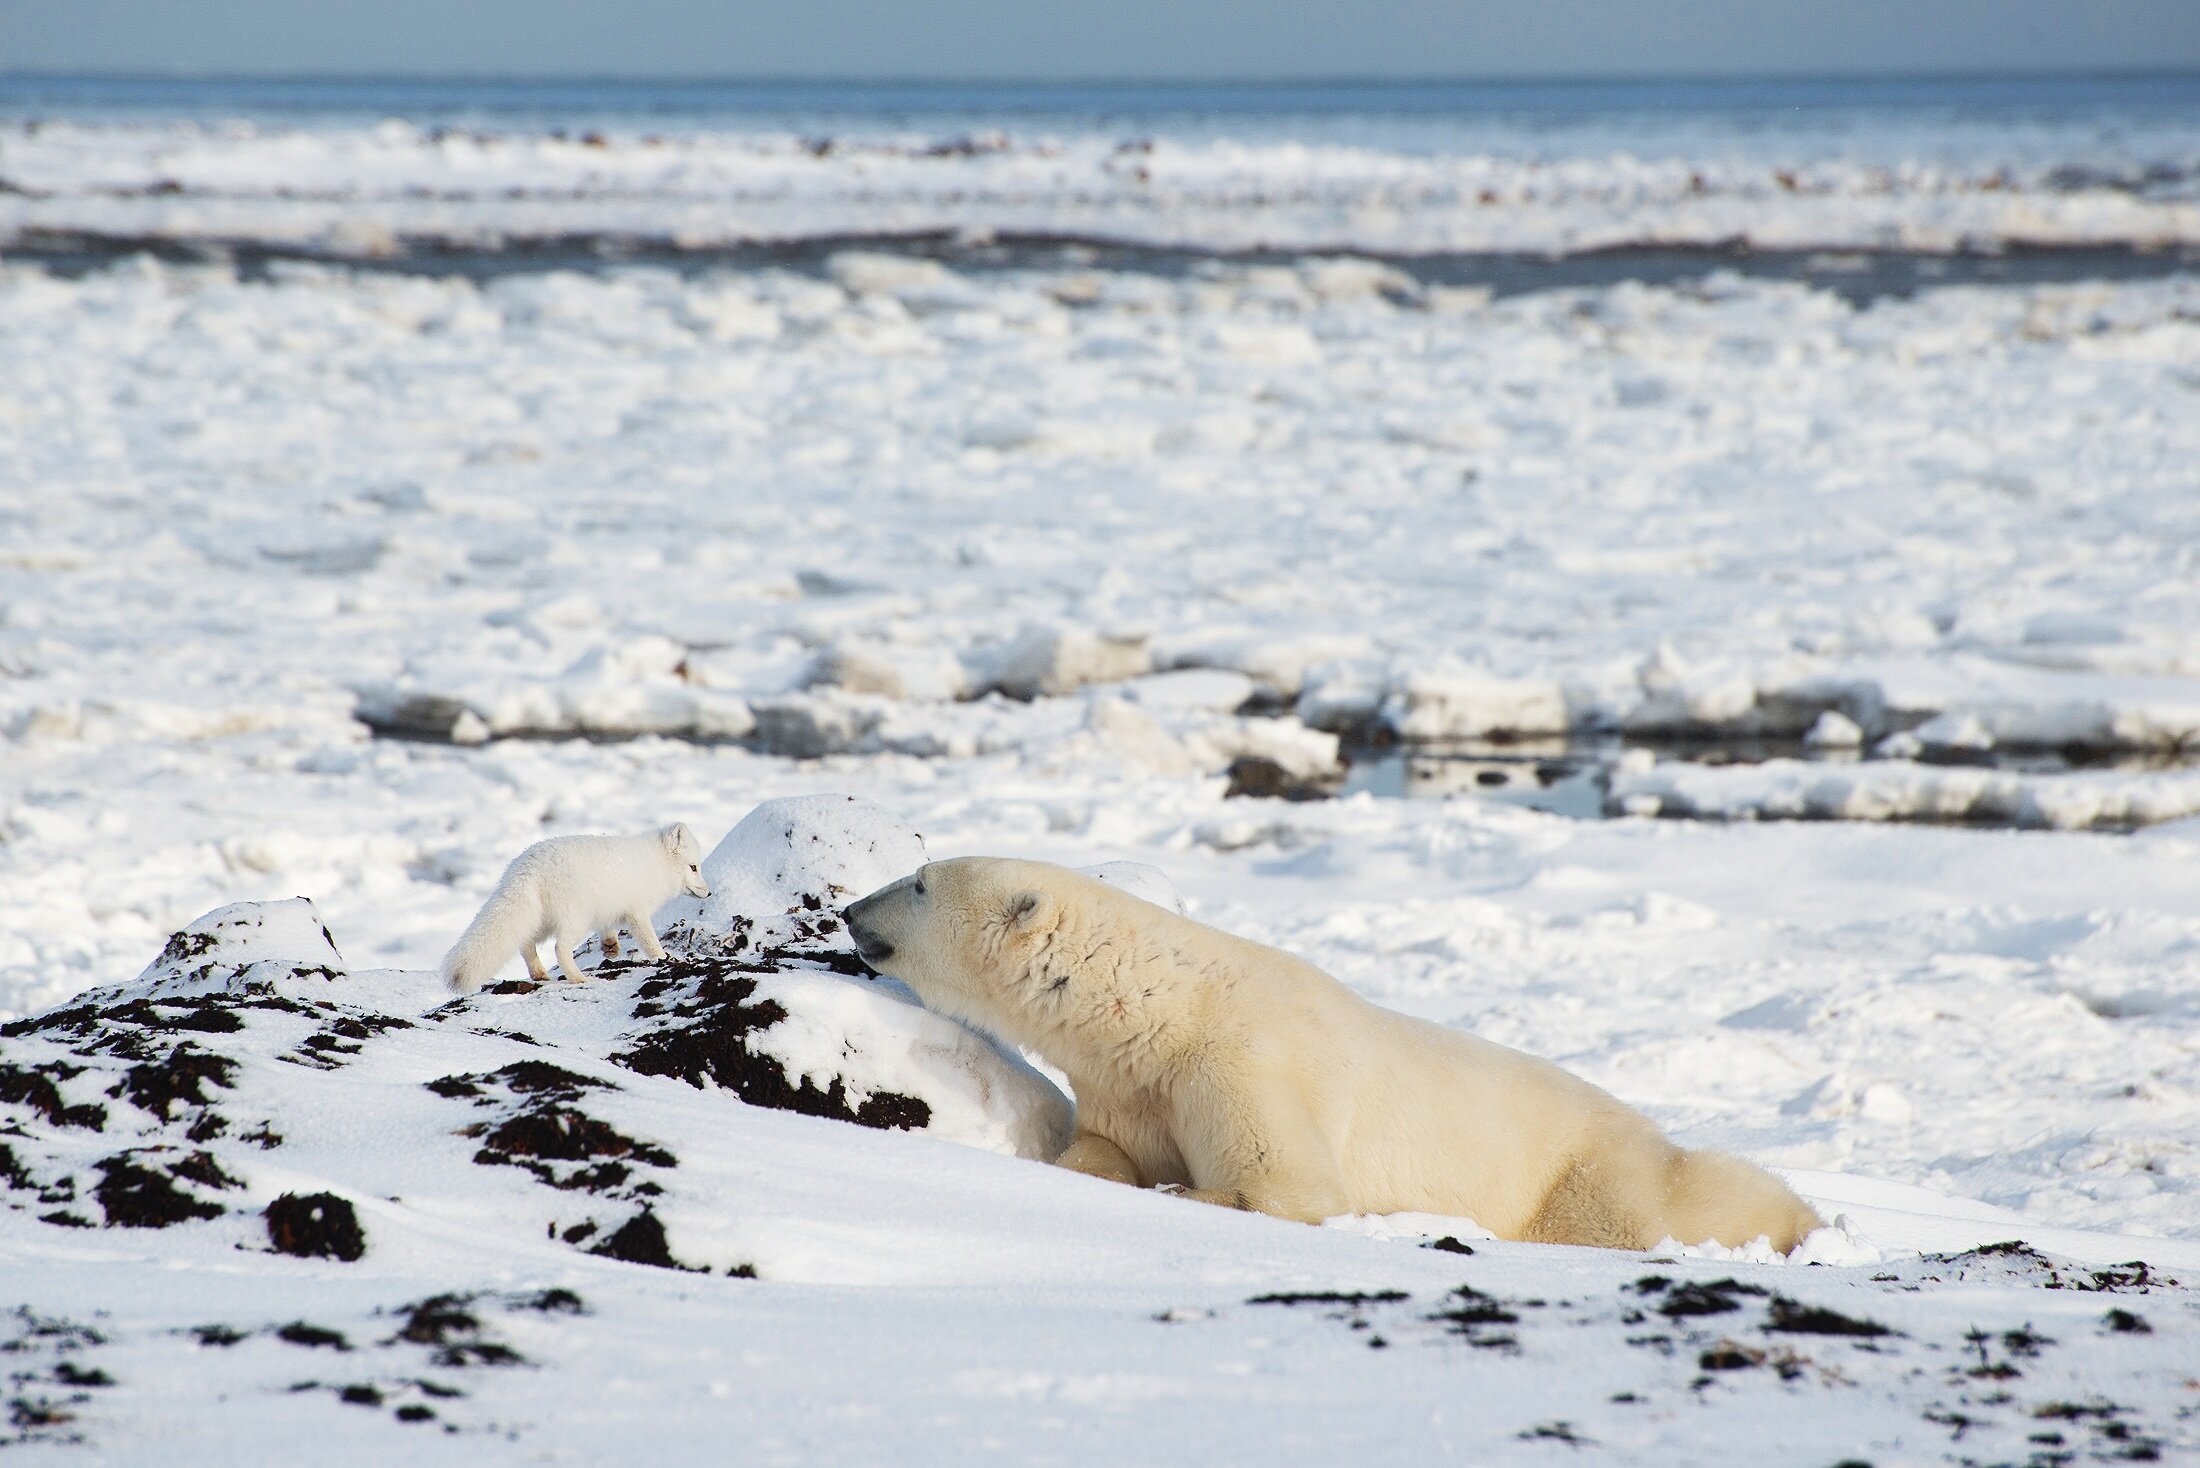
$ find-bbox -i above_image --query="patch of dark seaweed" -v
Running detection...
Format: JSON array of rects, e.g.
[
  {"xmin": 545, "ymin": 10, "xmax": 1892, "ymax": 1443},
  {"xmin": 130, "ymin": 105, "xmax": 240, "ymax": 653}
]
[
  {"xmin": 171, "ymin": 1149, "xmax": 243, "ymax": 1191},
  {"xmin": 112, "ymin": 1043, "xmax": 236, "ymax": 1120},
  {"xmin": 0, "ymin": 1141, "xmax": 32, "ymax": 1191},
  {"xmin": 1656, "ymin": 1278, "xmax": 1770, "ymax": 1319},
  {"xmin": 1247, "ymin": 1290, "xmax": 1409, "ymax": 1307},
  {"xmin": 611, "ymin": 970, "xmax": 930, "ymax": 1133},
  {"xmin": 93, "ymin": 1152, "xmax": 233, "ymax": 1227},
  {"xmin": 0, "ymin": 1060, "xmax": 108, "ymax": 1131},
  {"xmin": 587, "ymin": 1205, "xmax": 704, "ymax": 1272},
  {"xmin": 479, "ymin": 1107, "xmax": 674, "ymax": 1168},
  {"xmin": 1429, "ymin": 1285, "xmax": 1519, "ymax": 1334},
  {"xmin": 1764, "ymin": 1295, "xmax": 1891, "ymax": 1337},
  {"xmin": 265, "ymin": 1191, "xmax": 367, "ymax": 1262},
  {"xmin": 276, "ymin": 1322, "xmax": 350, "ymax": 1350}
]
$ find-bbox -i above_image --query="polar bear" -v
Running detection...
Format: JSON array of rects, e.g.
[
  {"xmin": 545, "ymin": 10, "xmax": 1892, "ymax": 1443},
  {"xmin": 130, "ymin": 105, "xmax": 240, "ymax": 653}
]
[{"xmin": 844, "ymin": 857, "xmax": 1822, "ymax": 1252}]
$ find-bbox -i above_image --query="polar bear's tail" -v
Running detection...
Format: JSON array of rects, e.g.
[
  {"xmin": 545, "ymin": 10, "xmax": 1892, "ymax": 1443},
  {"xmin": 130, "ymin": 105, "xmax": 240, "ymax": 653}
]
[
  {"xmin": 1664, "ymin": 1149, "xmax": 1824, "ymax": 1254},
  {"xmin": 441, "ymin": 881, "xmax": 541, "ymax": 995}
]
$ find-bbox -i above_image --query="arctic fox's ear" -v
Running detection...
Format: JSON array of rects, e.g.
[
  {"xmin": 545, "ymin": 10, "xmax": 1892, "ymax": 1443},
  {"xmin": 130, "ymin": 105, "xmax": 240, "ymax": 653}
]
[
  {"xmin": 1004, "ymin": 889, "xmax": 1053, "ymax": 931},
  {"xmin": 662, "ymin": 822, "xmax": 693, "ymax": 852}
]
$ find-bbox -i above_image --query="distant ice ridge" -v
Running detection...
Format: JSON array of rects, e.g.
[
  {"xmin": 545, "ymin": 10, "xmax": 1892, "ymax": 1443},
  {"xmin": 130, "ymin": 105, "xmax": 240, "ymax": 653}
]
[{"xmin": 4, "ymin": 110, "xmax": 2200, "ymax": 256}]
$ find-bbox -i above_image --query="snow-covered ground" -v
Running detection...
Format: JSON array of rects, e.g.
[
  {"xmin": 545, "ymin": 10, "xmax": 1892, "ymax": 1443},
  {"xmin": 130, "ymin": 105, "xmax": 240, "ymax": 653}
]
[
  {"xmin": 4, "ymin": 799, "xmax": 2197, "ymax": 1463},
  {"xmin": 3, "ymin": 85, "xmax": 2199, "ymax": 1462}
]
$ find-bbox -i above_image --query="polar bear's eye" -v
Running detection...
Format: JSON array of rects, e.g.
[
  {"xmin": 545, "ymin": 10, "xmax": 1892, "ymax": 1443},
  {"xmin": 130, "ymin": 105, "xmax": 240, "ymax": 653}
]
[{"xmin": 913, "ymin": 878, "xmax": 926, "ymax": 897}]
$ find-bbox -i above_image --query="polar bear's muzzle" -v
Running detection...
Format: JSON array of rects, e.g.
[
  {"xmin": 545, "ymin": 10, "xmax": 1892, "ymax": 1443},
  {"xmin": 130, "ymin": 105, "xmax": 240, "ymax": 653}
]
[{"xmin": 841, "ymin": 894, "xmax": 895, "ymax": 966}]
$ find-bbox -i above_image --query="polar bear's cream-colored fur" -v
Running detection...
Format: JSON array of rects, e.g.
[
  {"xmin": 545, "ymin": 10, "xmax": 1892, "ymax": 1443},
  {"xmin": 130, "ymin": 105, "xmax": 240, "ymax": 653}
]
[{"xmin": 843, "ymin": 858, "xmax": 1821, "ymax": 1252}]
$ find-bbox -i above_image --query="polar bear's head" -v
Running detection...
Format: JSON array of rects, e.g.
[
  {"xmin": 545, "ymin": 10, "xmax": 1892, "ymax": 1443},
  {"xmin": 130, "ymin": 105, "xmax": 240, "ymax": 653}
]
[{"xmin": 842, "ymin": 857, "xmax": 1083, "ymax": 1038}]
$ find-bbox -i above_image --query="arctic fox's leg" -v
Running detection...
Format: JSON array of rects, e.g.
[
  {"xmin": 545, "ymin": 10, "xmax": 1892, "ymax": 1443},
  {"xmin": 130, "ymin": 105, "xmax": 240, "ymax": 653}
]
[
  {"xmin": 552, "ymin": 934, "xmax": 587, "ymax": 984},
  {"xmin": 522, "ymin": 946, "xmax": 549, "ymax": 982},
  {"xmin": 628, "ymin": 913, "xmax": 665, "ymax": 961},
  {"xmin": 601, "ymin": 930, "xmax": 621, "ymax": 959}
]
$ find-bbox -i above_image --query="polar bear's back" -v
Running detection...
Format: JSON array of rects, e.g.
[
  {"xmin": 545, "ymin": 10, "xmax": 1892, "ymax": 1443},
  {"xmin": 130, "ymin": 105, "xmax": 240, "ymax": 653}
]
[{"xmin": 1166, "ymin": 913, "xmax": 1659, "ymax": 1231}]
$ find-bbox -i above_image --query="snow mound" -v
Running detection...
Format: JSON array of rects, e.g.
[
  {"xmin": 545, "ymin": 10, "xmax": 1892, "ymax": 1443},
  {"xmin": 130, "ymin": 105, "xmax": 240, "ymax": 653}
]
[
  {"xmin": 126, "ymin": 897, "xmax": 348, "ymax": 998},
  {"xmin": 665, "ymin": 794, "xmax": 927, "ymax": 933}
]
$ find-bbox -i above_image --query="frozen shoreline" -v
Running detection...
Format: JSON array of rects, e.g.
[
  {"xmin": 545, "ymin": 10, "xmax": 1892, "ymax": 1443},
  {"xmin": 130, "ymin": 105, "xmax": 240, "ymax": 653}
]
[{"xmin": 5, "ymin": 86, "xmax": 2199, "ymax": 259}]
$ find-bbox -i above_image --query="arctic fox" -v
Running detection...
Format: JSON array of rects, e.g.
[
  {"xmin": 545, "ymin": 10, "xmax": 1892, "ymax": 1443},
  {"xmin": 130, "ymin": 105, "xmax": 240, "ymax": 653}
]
[{"xmin": 442, "ymin": 824, "xmax": 711, "ymax": 994}]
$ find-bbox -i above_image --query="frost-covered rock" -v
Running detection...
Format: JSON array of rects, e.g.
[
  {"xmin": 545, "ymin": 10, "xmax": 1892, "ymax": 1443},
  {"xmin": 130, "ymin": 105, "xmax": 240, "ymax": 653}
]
[
  {"xmin": 126, "ymin": 898, "xmax": 348, "ymax": 999},
  {"xmin": 666, "ymin": 795, "xmax": 927, "ymax": 934}
]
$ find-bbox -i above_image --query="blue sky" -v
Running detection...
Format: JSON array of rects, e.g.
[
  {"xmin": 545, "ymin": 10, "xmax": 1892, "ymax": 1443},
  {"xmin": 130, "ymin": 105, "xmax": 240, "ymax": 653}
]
[{"xmin": 3, "ymin": 0, "xmax": 2197, "ymax": 80}]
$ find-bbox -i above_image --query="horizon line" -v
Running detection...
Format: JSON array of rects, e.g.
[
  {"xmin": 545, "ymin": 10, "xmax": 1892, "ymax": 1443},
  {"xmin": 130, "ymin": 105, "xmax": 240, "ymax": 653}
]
[{"xmin": 5, "ymin": 66, "xmax": 2199, "ymax": 90}]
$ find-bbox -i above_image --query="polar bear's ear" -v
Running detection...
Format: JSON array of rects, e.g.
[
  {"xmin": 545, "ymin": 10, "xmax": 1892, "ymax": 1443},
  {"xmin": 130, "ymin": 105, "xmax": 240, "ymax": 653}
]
[{"xmin": 1004, "ymin": 889, "xmax": 1053, "ymax": 932}]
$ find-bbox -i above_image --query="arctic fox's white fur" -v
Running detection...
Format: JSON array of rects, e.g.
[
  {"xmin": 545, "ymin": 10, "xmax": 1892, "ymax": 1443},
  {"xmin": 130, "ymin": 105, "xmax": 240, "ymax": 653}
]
[{"xmin": 442, "ymin": 824, "xmax": 711, "ymax": 994}]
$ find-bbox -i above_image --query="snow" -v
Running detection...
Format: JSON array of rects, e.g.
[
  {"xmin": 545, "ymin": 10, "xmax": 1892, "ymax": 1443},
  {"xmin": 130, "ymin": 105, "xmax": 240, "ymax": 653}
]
[
  {"xmin": 5, "ymin": 817, "xmax": 2199, "ymax": 1461},
  {"xmin": 4, "ymin": 101, "xmax": 2200, "ymax": 257},
  {"xmin": 4, "ymin": 87, "xmax": 2200, "ymax": 1462}
]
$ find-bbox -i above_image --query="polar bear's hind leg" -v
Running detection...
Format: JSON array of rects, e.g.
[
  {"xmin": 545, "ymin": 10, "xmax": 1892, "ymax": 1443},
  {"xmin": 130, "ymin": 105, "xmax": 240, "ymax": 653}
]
[
  {"xmin": 1522, "ymin": 1153, "xmax": 1658, "ymax": 1249},
  {"xmin": 1662, "ymin": 1148, "xmax": 1823, "ymax": 1252}
]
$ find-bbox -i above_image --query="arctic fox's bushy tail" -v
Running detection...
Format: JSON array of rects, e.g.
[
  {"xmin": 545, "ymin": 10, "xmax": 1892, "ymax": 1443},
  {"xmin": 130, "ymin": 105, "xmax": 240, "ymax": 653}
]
[{"xmin": 442, "ymin": 882, "xmax": 540, "ymax": 994}]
